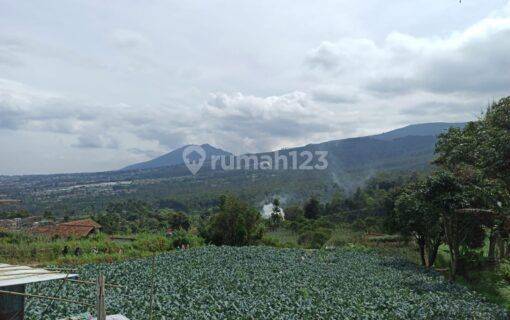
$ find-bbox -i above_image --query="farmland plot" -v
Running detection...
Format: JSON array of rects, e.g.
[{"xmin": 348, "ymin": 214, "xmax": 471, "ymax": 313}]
[{"xmin": 26, "ymin": 246, "xmax": 506, "ymax": 319}]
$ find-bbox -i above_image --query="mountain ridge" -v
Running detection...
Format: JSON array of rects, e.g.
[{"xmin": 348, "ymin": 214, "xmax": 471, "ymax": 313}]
[
  {"xmin": 122, "ymin": 122, "xmax": 465, "ymax": 171},
  {"xmin": 0, "ymin": 121, "xmax": 467, "ymax": 213}
]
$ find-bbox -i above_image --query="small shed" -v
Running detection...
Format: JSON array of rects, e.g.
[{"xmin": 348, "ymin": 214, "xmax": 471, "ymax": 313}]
[{"xmin": 0, "ymin": 264, "xmax": 77, "ymax": 320}]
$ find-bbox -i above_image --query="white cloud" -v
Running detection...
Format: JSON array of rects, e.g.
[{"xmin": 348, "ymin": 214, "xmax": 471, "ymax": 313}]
[
  {"xmin": 0, "ymin": 79, "xmax": 98, "ymax": 132},
  {"xmin": 0, "ymin": 1, "xmax": 509, "ymax": 173},
  {"xmin": 201, "ymin": 92, "xmax": 342, "ymax": 152},
  {"xmin": 306, "ymin": 3, "xmax": 510, "ymax": 96},
  {"xmin": 73, "ymin": 134, "xmax": 119, "ymax": 149}
]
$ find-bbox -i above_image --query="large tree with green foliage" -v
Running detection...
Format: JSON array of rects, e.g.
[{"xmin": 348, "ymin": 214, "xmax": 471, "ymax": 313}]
[
  {"xmin": 435, "ymin": 97, "xmax": 510, "ymax": 264},
  {"xmin": 200, "ymin": 195, "xmax": 264, "ymax": 246},
  {"xmin": 423, "ymin": 168, "xmax": 504, "ymax": 279},
  {"xmin": 392, "ymin": 180, "xmax": 443, "ymax": 268}
]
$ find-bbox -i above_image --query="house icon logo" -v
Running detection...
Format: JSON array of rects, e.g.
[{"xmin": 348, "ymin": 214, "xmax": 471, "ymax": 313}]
[{"xmin": 182, "ymin": 145, "xmax": 206, "ymax": 175}]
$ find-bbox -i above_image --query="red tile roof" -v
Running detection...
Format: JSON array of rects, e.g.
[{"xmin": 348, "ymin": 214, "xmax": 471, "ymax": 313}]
[{"xmin": 31, "ymin": 219, "xmax": 101, "ymax": 238}]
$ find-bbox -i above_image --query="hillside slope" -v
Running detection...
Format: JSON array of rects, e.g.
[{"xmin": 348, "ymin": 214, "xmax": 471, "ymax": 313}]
[
  {"xmin": 122, "ymin": 144, "xmax": 231, "ymax": 171},
  {"xmin": 122, "ymin": 122, "xmax": 464, "ymax": 171},
  {"xmin": 0, "ymin": 122, "xmax": 465, "ymax": 213}
]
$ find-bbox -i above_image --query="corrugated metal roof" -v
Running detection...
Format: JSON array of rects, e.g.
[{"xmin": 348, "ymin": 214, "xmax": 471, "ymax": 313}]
[{"xmin": 0, "ymin": 264, "xmax": 77, "ymax": 287}]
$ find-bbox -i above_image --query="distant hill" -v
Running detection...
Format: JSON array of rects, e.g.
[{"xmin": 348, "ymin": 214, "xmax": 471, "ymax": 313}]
[
  {"xmin": 372, "ymin": 122, "xmax": 465, "ymax": 141},
  {"xmin": 122, "ymin": 144, "xmax": 232, "ymax": 171},
  {"xmin": 1, "ymin": 122, "xmax": 467, "ymax": 214},
  {"xmin": 122, "ymin": 122, "xmax": 466, "ymax": 171}
]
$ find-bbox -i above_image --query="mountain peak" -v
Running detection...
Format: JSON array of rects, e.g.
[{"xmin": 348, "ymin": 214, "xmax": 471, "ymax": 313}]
[
  {"xmin": 122, "ymin": 122, "xmax": 466, "ymax": 171},
  {"xmin": 122, "ymin": 144, "xmax": 231, "ymax": 171}
]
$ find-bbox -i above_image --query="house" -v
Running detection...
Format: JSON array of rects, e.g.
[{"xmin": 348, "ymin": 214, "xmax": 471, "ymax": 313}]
[{"xmin": 31, "ymin": 219, "xmax": 101, "ymax": 239}]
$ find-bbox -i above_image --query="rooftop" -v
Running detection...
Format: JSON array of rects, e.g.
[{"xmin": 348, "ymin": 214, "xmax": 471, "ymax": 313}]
[
  {"xmin": 59, "ymin": 219, "xmax": 102, "ymax": 228},
  {"xmin": 0, "ymin": 199, "xmax": 21, "ymax": 205},
  {"xmin": 31, "ymin": 219, "xmax": 102, "ymax": 238},
  {"xmin": 0, "ymin": 263, "xmax": 77, "ymax": 287}
]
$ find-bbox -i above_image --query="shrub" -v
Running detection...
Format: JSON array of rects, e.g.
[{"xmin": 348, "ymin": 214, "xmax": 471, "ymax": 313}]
[
  {"xmin": 165, "ymin": 211, "xmax": 191, "ymax": 231},
  {"xmin": 170, "ymin": 230, "xmax": 204, "ymax": 249},
  {"xmin": 133, "ymin": 234, "xmax": 172, "ymax": 252},
  {"xmin": 284, "ymin": 205, "xmax": 304, "ymax": 221},
  {"xmin": 298, "ymin": 228, "xmax": 331, "ymax": 249},
  {"xmin": 499, "ymin": 260, "xmax": 510, "ymax": 283},
  {"xmin": 458, "ymin": 250, "xmax": 486, "ymax": 275}
]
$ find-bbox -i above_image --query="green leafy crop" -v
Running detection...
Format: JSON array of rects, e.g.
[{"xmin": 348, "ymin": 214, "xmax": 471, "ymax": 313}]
[{"xmin": 26, "ymin": 246, "xmax": 506, "ymax": 319}]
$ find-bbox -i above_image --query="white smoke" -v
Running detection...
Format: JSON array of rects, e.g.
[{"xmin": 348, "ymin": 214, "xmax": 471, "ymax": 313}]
[{"xmin": 261, "ymin": 202, "xmax": 285, "ymax": 220}]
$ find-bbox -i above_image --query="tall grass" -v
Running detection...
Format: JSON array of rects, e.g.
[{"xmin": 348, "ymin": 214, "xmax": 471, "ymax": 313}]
[{"xmin": 0, "ymin": 231, "xmax": 202, "ymax": 265}]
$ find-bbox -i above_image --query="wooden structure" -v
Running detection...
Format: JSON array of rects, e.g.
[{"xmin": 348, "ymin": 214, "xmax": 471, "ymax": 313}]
[
  {"xmin": 0, "ymin": 202, "xmax": 127, "ymax": 319},
  {"xmin": 96, "ymin": 274, "xmax": 106, "ymax": 320},
  {"xmin": 0, "ymin": 264, "xmax": 78, "ymax": 320},
  {"xmin": 0, "ymin": 264, "xmax": 128, "ymax": 319}
]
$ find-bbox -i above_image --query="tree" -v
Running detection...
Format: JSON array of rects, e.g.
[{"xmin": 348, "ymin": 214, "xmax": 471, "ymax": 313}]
[
  {"xmin": 422, "ymin": 169, "xmax": 496, "ymax": 280},
  {"xmin": 269, "ymin": 198, "xmax": 283, "ymax": 230},
  {"xmin": 477, "ymin": 98, "xmax": 510, "ymax": 262},
  {"xmin": 284, "ymin": 205, "xmax": 304, "ymax": 221},
  {"xmin": 166, "ymin": 211, "xmax": 191, "ymax": 231},
  {"xmin": 323, "ymin": 190, "xmax": 344, "ymax": 215},
  {"xmin": 391, "ymin": 181, "xmax": 443, "ymax": 268},
  {"xmin": 201, "ymin": 195, "xmax": 264, "ymax": 246},
  {"xmin": 304, "ymin": 197, "xmax": 320, "ymax": 219},
  {"xmin": 435, "ymin": 98, "xmax": 510, "ymax": 264}
]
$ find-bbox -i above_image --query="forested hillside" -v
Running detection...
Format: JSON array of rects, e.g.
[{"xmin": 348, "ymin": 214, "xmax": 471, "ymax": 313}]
[{"xmin": 0, "ymin": 122, "xmax": 463, "ymax": 214}]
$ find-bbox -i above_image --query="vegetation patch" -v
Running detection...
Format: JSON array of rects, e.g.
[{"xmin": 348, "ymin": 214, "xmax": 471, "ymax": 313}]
[{"xmin": 26, "ymin": 246, "xmax": 506, "ymax": 319}]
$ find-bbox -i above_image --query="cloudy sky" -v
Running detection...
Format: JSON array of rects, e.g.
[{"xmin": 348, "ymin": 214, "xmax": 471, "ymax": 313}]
[{"xmin": 1, "ymin": 0, "xmax": 509, "ymax": 175}]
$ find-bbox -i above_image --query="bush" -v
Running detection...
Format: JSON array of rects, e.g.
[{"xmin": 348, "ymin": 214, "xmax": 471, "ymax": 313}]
[
  {"xmin": 325, "ymin": 226, "xmax": 361, "ymax": 248},
  {"xmin": 499, "ymin": 260, "xmax": 510, "ymax": 283},
  {"xmin": 165, "ymin": 211, "xmax": 191, "ymax": 231},
  {"xmin": 133, "ymin": 234, "xmax": 172, "ymax": 252},
  {"xmin": 260, "ymin": 235, "xmax": 298, "ymax": 248},
  {"xmin": 170, "ymin": 230, "xmax": 204, "ymax": 249},
  {"xmin": 458, "ymin": 250, "xmax": 486, "ymax": 275},
  {"xmin": 284, "ymin": 205, "xmax": 304, "ymax": 221},
  {"xmin": 298, "ymin": 228, "xmax": 331, "ymax": 249}
]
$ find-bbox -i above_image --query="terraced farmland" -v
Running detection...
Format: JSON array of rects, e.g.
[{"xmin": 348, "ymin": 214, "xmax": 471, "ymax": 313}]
[{"xmin": 27, "ymin": 246, "xmax": 506, "ymax": 319}]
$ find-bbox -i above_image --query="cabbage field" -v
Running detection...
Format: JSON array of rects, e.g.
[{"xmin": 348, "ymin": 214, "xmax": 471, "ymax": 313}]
[{"xmin": 27, "ymin": 246, "xmax": 506, "ymax": 319}]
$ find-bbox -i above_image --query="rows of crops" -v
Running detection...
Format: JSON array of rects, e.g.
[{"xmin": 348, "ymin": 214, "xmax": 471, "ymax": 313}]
[{"xmin": 27, "ymin": 246, "xmax": 506, "ymax": 319}]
